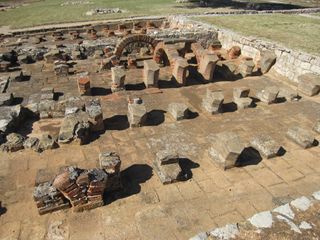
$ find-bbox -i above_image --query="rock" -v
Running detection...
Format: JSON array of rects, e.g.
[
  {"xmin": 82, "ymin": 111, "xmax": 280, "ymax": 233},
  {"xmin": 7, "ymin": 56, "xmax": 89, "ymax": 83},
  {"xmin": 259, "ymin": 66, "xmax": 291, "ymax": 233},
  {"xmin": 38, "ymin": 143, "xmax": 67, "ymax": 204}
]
[
  {"xmin": 234, "ymin": 97, "xmax": 252, "ymax": 110},
  {"xmin": 210, "ymin": 224, "xmax": 240, "ymax": 240},
  {"xmin": 127, "ymin": 98, "xmax": 148, "ymax": 128},
  {"xmin": 279, "ymin": 88, "xmax": 299, "ymax": 101},
  {"xmin": 40, "ymin": 87, "xmax": 55, "ymax": 101},
  {"xmin": 286, "ymin": 126, "xmax": 315, "ymax": 148},
  {"xmin": 260, "ymin": 51, "xmax": 276, "ymax": 74},
  {"xmin": 85, "ymin": 98, "xmax": 104, "ymax": 132},
  {"xmin": 54, "ymin": 64, "xmax": 69, "ymax": 77},
  {"xmin": 0, "ymin": 133, "xmax": 25, "ymax": 152},
  {"xmin": 313, "ymin": 119, "xmax": 320, "ymax": 133},
  {"xmin": 202, "ymin": 89, "xmax": 224, "ymax": 114},
  {"xmin": 298, "ymin": 73, "xmax": 320, "ymax": 96},
  {"xmin": 233, "ymin": 87, "xmax": 250, "ymax": 98},
  {"xmin": 0, "ymin": 76, "xmax": 10, "ymax": 93},
  {"xmin": 99, "ymin": 152, "xmax": 121, "ymax": 174},
  {"xmin": 227, "ymin": 46, "xmax": 241, "ymax": 59},
  {"xmin": 290, "ymin": 196, "xmax": 312, "ymax": 211},
  {"xmin": 238, "ymin": 59, "xmax": 255, "ymax": 77},
  {"xmin": 168, "ymin": 102, "xmax": 190, "ymax": 121},
  {"xmin": 37, "ymin": 134, "xmax": 58, "ymax": 152},
  {"xmin": 256, "ymin": 86, "xmax": 279, "ymax": 104},
  {"xmin": 250, "ymin": 135, "xmax": 281, "ymax": 159},
  {"xmin": 153, "ymin": 150, "xmax": 184, "ymax": 184},
  {"xmin": 44, "ymin": 50, "xmax": 62, "ymax": 63},
  {"xmin": 208, "ymin": 132, "xmax": 244, "ymax": 170},
  {"xmin": 23, "ymin": 137, "xmax": 40, "ymax": 151},
  {"xmin": 249, "ymin": 211, "xmax": 273, "ymax": 229},
  {"xmin": 0, "ymin": 105, "xmax": 26, "ymax": 134},
  {"xmin": 0, "ymin": 93, "xmax": 13, "ymax": 106},
  {"xmin": 64, "ymin": 96, "xmax": 85, "ymax": 115}
]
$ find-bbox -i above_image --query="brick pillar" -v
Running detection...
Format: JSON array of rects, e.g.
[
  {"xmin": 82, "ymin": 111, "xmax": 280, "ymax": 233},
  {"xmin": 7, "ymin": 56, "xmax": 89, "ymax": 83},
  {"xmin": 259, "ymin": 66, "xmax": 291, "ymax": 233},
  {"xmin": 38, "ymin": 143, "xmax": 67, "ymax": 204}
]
[
  {"xmin": 143, "ymin": 59, "xmax": 160, "ymax": 88},
  {"xmin": 172, "ymin": 57, "xmax": 188, "ymax": 86},
  {"xmin": 77, "ymin": 76, "xmax": 91, "ymax": 96}
]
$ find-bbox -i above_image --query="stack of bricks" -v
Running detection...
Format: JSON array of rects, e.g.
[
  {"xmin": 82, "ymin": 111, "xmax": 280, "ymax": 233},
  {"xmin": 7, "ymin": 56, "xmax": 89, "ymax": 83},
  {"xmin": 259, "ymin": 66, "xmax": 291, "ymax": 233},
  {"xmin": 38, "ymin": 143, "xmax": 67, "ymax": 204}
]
[
  {"xmin": 77, "ymin": 76, "xmax": 91, "ymax": 96},
  {"xmin": 33, "ymin": 182, "xmax": 70, "ymax": 215},
  {"xmin": 33, "ymin": 155, "xmax": 122, "ymax": 214}
]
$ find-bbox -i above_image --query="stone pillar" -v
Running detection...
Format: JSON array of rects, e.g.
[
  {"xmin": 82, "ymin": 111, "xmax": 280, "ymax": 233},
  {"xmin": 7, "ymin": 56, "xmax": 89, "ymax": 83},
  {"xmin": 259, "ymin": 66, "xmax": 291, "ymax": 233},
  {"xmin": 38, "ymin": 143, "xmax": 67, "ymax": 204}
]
[
  {"xmin": 143, "ymin": 59, "xmax": 160, "ymax": 88},
  {"xmin": 198, "ymin": 53, "xmax": 219, "ymax": 82},
  {"xmin": 77, "ymin": 76, "xmax": 91, "ymax": 96},
  {"xmin": 99, "ymin": 152, "xmax": 122, "ymax": 191},
  {"xmin": 85, "ymin": 99, "xmax": 104, "ymax": 132},
  {"xmin": 202, "ymin": 89, "xmax": 224, "ymax": 114},
  {"xmin": 172, "ymin": 57, "xmax": 188, "ymax": 86},
  {"xmin": 238, "ymin": 59, "xmax": 255, "ymax": 77},
  {"xmin": 168, "ymin": 103, "xmax": 189, "ymax": 121},
  {"xmin": 111, "ymin": 66, "xmax": 126, "ymax": 92},
  {"xmin": 233, "ymin": 87, "xmax": 252, "ymax": 109},
  {"xmin": 127, "ymin": 98, "xmax": 147, "ymax": 128}
]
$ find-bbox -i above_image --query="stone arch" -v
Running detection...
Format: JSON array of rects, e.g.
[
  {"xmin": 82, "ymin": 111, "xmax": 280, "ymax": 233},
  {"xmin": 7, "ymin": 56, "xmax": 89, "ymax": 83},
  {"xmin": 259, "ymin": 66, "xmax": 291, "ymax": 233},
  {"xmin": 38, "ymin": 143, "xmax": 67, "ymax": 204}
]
[{"xmin": 114, "ymin": 34, "xmax": 158, "ymax": 58}]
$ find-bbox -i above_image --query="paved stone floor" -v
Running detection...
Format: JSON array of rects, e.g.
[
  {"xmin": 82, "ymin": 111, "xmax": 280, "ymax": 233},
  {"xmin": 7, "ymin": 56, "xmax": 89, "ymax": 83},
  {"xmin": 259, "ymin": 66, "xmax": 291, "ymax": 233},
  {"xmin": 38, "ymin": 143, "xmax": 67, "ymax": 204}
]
[{"xmin": 0, "ymin": 68, "xmax": 320, "ymax": 239}]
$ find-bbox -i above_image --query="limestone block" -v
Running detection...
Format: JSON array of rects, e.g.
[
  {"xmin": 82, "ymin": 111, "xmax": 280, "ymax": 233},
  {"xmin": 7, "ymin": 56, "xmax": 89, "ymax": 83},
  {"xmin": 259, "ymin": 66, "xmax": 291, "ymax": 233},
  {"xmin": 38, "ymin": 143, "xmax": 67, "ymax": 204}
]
[
  {"xmin": 127, "ymin": 98, "xmax": 148, "ymax": 128},
  {"xmin": 233, "ymin": 87, "xmax": 250, "ymax": 98},
  {"xmin": 168, "ymin": 102, "xmax": 189, "ymax": 121},
  {"xmin": 172, "ymin": 57, "xmax": 188, "ymax": 86},
  {"xmin": 143, "ymin": 59, "xmax": 160, "ymax": 88},
  {"xmin": 208, "ymin": 132, "xmax": 244, "ymax": 170},
  {"xmin": 202, "ymin": 89, "xmax": 224, "ymax": 114},
  {"xmin": 260, "ymin": 51, "xmax": 277, "ymax": 74},
  {"xmin": 0, "ymin": 133, "xmax": 25, "ymax": 152},
  {"xmin": 250, "ymin": 135, "xmax": 281, "ymax": 159},
  {"xmin": 238, "ymin": 59, "xmax": 255, "ymax": 77},
  {"xmin": 298, "ymin": 73, "xmax": 320, "ymax": 96},
  {"xmin": 99, "ymin": 152, "xmax": 121, "ymax": 174},
  {"xmin": 256, "ymin": 86, "xmax": 279, "ymax": 104},
  {"xmin": 313, "ymin": 120, "xmax": 320, "ymax": 133},
  {"xmin": 0, "ymin": 93, "xmax": 13, "ymax": 106},
  {"xmin": 198, "ymin": 53, "xmax": 219, "ymax": 81},
  {"xmin": 286, "ymin": 126, "xmax": 315, "ymax": 149},
  {"xmin": 153, "ymin": 150, "xmax": 183, "ymax": 184},
  {"xmin": 85, "ymin": 99, "xmax": 104, "ymax": 132},
  {"xmin": 234, "ymin": 97, "xmax": 252, "ymax": 109}
]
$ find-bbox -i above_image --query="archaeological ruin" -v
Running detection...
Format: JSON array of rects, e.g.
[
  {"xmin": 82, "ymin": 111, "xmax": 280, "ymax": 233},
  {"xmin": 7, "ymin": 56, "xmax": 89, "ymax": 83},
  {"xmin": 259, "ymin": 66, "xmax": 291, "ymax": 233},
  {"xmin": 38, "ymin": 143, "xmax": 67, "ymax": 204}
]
[{"xmin": 0, "ymin": 15, "xmax": 319, "ymax": 240}]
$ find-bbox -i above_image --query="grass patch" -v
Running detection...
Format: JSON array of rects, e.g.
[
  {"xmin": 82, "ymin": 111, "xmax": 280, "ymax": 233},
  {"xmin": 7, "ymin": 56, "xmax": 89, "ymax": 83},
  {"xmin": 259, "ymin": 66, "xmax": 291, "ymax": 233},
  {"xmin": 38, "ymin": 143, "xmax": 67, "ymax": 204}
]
[{"xmin": 195, "ymin": 14, "xmax": 320, "ymax": 55}]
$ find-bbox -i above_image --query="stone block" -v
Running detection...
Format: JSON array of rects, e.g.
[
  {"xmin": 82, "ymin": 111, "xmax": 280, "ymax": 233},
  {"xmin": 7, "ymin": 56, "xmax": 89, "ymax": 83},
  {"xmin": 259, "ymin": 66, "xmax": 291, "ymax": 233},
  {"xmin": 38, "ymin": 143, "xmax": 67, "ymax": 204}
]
[
  {"xmin": 239, "ymin": 59, "xmax": 255, "ymax": 77},
  {"xmin": 99, "ymin": 152, "xmax": 121, "ymax": 174},
  {"xmin": 233, "ymin": 87, "xmax": 250, "ymax": 98},
  {"xmin": 256, "ymin": 86, "xmax": 279, "ymax": 104},
  {"xmin": 143, "ymin": 59, "xmax": 160, "ymax": 88},
  {"xmin": 44, "ymin": 50, "xmax": 62, "ymax": 63},
  {"xmin": 168, "ymin": 102, "xmax": 189, "ymax": 121},
  {"xmin": 111, "ymin": 66, "xmax": 126, "ymax": 92},
  {"xmin": 0, "ymin": 133, "xmax": 25, "ymax": 152},
  {"xmin": 279, "ymin": 88, "xmax": 299, "ymax": 101},
  {"xmin": 260, "ymin": 51, "xmax": 277, "ymax": 74},
  {"xmin": 85, "ymin": 99, "xmax": 104, "ymax": 132},
  {"xmin": 0, "ymin": 76, "xmax": 10, "ymax": 93},
  {"xmin": 202, "ymin": 89, "xmax": 224, "ymax": 114},
  {"xmin": 64, "ymin": 97, "xmax": 85, "ymax": 115},
  {"xmin": 208, "ymin": 132, "xmax": 244, "ymax": 170},
  {"xmin": 172, "ymin": 57, "xmax": 188, "ymax": 86},
  {"xmin": 198, "ymin": 53, "xmax": 219, "ymax": 81},
  {"xmin": 0, "ymin": 93, "xmax": 13, "ymax": 106},
  {"xmin": 313, "ymin": 120, "xmax": 320, "ymax": 133},
  {"xmin": 153, "ymin": 150, "xmax": 183, "ymax": 184},
  {"xmin": 54, "ymin": 64, "xmax": 69, "ymax": 77},
  {"xmin": 23, "ymin": 137, "xmax": 40, "ymax": 151},
  {"xmin": 77, "ymin": 76, "xmax": 91, "ymax": 96},
  {"xmin": 286, "ymin": 126, "xmax": 315, "ymax": 149},
  {"xmin": 298, "ymin": 73, "xmax": 320, "ymax": 96},
  {"xmin": 127, "ymin": 98, "xmax": 147, "ymax": 128},
  {"xmin": 234, "ymin": 97, "xmax": 252, "ymax": 110},
  {"xmin": 250, "ymin": 135, "xmax": 281, "ymax": 159},
  {"xmin": 37, "ymin": 134, "xmax": 58, "ymax": 152}
]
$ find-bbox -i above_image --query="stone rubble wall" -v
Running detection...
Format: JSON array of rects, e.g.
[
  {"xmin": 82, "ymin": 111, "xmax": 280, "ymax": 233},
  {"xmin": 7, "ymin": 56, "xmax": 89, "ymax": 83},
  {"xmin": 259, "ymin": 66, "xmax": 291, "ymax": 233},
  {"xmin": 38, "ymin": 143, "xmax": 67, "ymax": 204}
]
[{"xmin": 169, "ymin": 16, "xmax": 320, "ymax": 83}]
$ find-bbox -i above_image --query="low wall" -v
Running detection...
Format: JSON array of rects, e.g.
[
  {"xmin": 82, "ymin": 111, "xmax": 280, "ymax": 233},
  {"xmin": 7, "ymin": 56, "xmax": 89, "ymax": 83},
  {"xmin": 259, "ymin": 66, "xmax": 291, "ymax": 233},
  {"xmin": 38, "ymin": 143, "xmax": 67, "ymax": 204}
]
[{"xmin": 169, "ymin": 16, "xmax": 320, "ymax": 83}]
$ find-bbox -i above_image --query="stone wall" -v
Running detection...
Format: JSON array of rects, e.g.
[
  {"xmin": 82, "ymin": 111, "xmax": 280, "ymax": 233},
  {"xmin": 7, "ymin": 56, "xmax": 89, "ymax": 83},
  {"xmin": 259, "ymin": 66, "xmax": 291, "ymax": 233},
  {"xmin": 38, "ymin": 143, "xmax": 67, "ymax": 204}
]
[{"xmin": 169, "ymin": 16, "xmax": 320, "ymax": 83}]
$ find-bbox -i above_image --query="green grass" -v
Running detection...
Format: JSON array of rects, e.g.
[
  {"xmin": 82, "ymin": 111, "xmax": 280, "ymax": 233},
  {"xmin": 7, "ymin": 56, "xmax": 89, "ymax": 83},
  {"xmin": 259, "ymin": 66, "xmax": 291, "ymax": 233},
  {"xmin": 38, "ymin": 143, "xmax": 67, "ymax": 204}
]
[{"xmin": 195, "ymin": 14, "xmax": 320, "ymax": 55}]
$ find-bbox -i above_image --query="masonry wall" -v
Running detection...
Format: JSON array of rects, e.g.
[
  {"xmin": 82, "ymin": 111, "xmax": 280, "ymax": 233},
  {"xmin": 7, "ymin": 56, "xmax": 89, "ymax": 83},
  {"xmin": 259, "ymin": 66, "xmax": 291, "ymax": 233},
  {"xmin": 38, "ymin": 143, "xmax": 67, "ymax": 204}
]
[{"xmin": 169, "ymin": 16, "xmax": 320, "ymax": 83}]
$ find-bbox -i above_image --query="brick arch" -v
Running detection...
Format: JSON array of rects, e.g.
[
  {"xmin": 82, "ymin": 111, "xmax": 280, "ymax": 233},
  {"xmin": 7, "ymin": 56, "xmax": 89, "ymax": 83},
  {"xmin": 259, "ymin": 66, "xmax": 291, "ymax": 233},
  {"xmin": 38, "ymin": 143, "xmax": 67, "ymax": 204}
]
[
  {"xmin": 113, "ymin": 34, "xmax": 158, "ymax": 58},
  {"xmin": 153, "ymin": 41, "xmax": 180, "ymax": 66}
]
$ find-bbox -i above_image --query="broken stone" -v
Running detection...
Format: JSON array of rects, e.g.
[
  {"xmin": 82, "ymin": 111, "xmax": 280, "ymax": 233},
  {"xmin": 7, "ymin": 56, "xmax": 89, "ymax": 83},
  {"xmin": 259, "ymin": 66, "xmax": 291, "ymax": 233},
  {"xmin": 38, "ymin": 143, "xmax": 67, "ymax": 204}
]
[
  {"xmin": 37, "ymin": 134, "xmax": 58, "ymax": 152},
  {"xmin": 153, "ymin": 150, "xmax": 184, "ymax": 184},
  {"xmin": 85, "ymin": 98, "xmax": 104, "ymax": 132},
  {"xmin": 256, "ymin": 86, "xmax": 279, "ymax": 104},
  {"xmin": 168, "ymin": 102, "xmax": 189, "ymax": 121},
  {"xmin": 313, "ymin": 119, "xmax": 320, "ymax": 133},
  {"xmin": 208, "ymin": 132, "xmax": 244, "ymax": 170},
  {"xmin": 64, "ymin": 97, "xmax": 85, "ymax": 115},
  {"xmin": 111, "ymin": 66, "xmax": 126, "ymax": 92},
  {"xmin": 44, "ymin": 50, "xmax": 63, "ymax": 63},
  {"xmin": 143, "ymin": 59, "xmax": 160, "ymax": 88},
  {"xmin": 0, "ymin": 76, "xmax": 10, "ymax": 93},
  {"xmin": 23, "ymin": 137, "xmax": 40, "ymax": 151},
  {"xmin": 0, "ymin": 105, "xmax": 26, "ymax": 134},
  {"xmin": 286, "ymin": 126, "xmax": 315, "ymax": 149},
  {"xmin": 260, "ymin": 51, "xmax": 276, "ymax": 74},
  {"xmin": 234, "ymin": 97, "xmax": 253, "ymax": 110},
  {"xmin": 298, "ymin": 73, "xmax": 320, "ymax": 97},
  {"xmin": 54, "ymin": 64, "xmax": 69, "ymax": 77},
  {"xmin": 250, "ymin": 135, "xmax": 281, "ymax": 159},
  {"xmin": 0, "ymin": 93, "xmax": 13, "ymax": 106},
  {"xmin": 127, "ymin": 98, "xmax": 147, "ymax": 128},
  {"xmin": 202, "ymin": 89, "xmax": 224, "ymax": 114},
  {"xmin": 40, "ymin": 87, "xmax": 54, "ymax": 101},
  {"xmin": 99, "ymin": 152, "xmax": 121, "ymax": 174},
  {"xmin": 279, "ymin": 88, "xmax": 299, "ymax": 101},
  {"xmin": 249, "ymin": 211, "xmax": 273, "ymax": 229},
  {"xmin": 233, "ymin": 87, "xmax": 250, "ymax": 98},
  {"xmin": 210, "ymin": 224, "xmax": 240, "ymax": 240},
  {"xmin": 238, "ymin": 59, "xmax": 255, "ymax": 77},
  {"xmin": 0, "ymin": 133, "xmax": 25, "ymax": 152}
]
